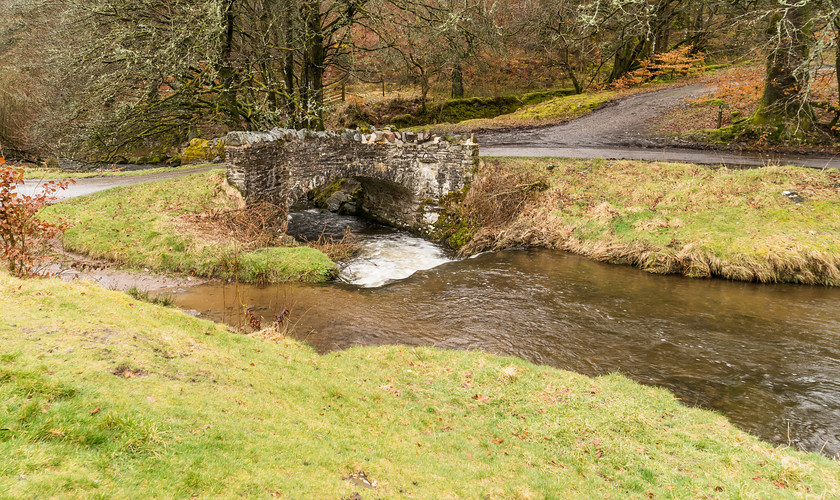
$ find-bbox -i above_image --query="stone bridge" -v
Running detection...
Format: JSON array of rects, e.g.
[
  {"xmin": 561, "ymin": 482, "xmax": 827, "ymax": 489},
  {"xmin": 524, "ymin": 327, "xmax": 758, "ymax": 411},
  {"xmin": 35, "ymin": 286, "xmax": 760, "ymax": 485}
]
[{"xmin": 222, "ymin": 128, "xmax": 478, "ymax": 234}]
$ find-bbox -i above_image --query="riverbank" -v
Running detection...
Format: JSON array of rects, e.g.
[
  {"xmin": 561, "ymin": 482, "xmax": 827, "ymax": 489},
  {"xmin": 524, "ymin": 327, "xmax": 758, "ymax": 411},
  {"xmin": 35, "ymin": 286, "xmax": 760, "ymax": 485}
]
[
  {"xmin": 444, "ymin": 158, "xmax": 840, "ymax": 286},
  {"xmin": 3, "ymin": 269, "xmax": 838, "ymax": 498},
  {"xmin": 38, "ymin": 170, "xmax": 337, "ymax": 284}
]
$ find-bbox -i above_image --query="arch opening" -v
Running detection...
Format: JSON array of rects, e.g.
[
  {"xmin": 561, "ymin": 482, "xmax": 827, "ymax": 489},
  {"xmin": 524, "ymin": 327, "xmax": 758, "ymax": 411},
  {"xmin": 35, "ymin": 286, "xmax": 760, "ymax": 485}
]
[{"xmin": 295, "ymin": 175, "xmax": 417, "ymax": 231}]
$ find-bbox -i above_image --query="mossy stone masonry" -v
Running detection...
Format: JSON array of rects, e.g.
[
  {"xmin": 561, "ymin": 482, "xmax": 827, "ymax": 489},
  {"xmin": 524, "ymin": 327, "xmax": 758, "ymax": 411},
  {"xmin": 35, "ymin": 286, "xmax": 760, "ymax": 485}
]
[{"xmin": 224, "ymin": 128, "xmax": 478, "ymax": 234}]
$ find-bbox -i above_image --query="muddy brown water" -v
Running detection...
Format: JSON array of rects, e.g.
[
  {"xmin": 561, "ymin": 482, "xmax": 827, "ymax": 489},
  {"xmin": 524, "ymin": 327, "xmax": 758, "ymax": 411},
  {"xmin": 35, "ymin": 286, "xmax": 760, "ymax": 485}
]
[{"xmin": 171, "ymin": 247, "xmax": 840, "ymax": 457}]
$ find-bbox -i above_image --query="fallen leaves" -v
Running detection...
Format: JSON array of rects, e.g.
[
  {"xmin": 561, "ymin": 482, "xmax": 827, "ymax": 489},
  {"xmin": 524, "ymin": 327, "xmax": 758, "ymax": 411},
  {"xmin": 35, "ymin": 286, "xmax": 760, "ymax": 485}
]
[{"xmin": 379, "ymin": 384, "xmax": 401, "ymax": 397}]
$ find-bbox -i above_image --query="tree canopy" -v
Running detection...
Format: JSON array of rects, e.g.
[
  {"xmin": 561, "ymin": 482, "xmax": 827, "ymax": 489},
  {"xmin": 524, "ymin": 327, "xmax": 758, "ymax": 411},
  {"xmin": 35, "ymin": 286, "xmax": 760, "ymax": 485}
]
[{"xmin": 1, "ymin": 0, "xmax": 838, "ymax": 158}]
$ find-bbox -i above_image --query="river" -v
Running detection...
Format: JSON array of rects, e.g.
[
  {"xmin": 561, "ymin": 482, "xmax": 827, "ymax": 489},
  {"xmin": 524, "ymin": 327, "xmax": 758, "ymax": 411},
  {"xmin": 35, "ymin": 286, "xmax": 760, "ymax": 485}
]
[{"xmin": 168, "ymin": 209, "xmax": 840, "ymax": 457}]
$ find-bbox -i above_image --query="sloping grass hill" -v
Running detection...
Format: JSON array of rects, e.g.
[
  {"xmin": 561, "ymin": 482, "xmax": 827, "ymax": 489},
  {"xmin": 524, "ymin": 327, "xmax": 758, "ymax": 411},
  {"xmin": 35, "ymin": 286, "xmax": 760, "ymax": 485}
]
[{"xmin": 1, "ymin": 271, "xmax": 838, "ymax": 498}]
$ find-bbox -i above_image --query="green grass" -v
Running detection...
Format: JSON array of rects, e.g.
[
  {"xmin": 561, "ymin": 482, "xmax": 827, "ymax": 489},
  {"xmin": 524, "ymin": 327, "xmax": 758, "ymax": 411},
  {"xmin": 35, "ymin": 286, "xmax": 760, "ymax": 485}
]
[
  {"xmin": 418, "ymin": 89, "xmax": 577, "ymax": 124},
  {"xmin": 1, "ymin": 270, "xmax": 838, "ymax": 498},
  {"xmin": 459, "ymin": 158, "xmax": 840, "ymax": 285},
  {"xmin": 39, "ymin": 170, "xmax": 336, "ymax": 284},
  {"xmin": 407, "ymin": 90, "xmax": 619, "ymax": 134},
  {"xmin": 23, "ymin": 164, "xmax": 213, "ymax": 180}
]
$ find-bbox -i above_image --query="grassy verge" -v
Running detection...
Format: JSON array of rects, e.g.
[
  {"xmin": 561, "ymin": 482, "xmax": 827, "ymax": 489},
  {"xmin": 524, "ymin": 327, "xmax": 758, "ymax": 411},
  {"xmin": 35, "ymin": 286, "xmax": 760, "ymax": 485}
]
[
  {"xmin": 442, "ymin": 158, "xmax": 840, "ymax": 285},
  {"xmin": 356, "ymin": 88, "xmax": 578, "ymax": 129},
  {"xmin": 407, "ymin": 90, "xmax": 620, "ymax": 134},
  {"xmin": 2, "ymin": 270, "xmax": 839, "ymax": 498},
  {"xmin": 39, "ymin": 170, "xmax": 336, "ymax": 284},
  {"xmin": 22, "ymin": 164, "xmax": 212, "ymax": 180}
]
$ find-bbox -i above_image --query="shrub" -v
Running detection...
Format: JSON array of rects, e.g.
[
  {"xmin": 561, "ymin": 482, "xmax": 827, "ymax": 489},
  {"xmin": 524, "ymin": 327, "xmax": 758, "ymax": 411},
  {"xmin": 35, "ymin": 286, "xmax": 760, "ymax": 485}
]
[
  {"xmin": 0, "ymin": 166, "xmax": 73, "ymax": 277},
  {"xmin": 612, "ymin": 46, "xmax": 706, "ymax": 89}
]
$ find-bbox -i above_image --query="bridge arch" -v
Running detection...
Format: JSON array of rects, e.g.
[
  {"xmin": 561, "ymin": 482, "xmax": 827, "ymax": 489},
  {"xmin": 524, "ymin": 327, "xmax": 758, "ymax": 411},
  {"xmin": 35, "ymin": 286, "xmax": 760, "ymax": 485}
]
[{"xmin": 224, "ymin": 129, "xmax": 478, "ymax": 233}]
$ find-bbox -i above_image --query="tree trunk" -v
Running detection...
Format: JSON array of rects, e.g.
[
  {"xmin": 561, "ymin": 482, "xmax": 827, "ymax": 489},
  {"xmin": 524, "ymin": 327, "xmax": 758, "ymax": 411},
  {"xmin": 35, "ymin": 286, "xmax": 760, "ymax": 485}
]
[
  {"xmin": 218, "ymin": 0, "xmax": 241, "ymax": 129},
  {"xmin": 451, "ymin": 60, "xmax": 464, "ymax": 98},
  {"xmin": 282, "ymin": 0, "xmax": 297, "ymax": 123},
  {"xmin": 420, "ymin": 68, "xmax": 429, "ymax": 113},
  {"xmin": 835, "ymin": 18, "xmax": 840, "ymax": 117},
  {"xmin": 302, "ymin": 0, "xmax": 325, "ymax": 130},
  {"xmin": 562, "ymin": 49, "xmax": 583, "ymax": 93},
  {"xmin": 609, "ymin": 37, "xmax": 646, "ymax": 83},
  {"xmin": 754, "ymin": 1, "xmax": 812, "ymax": 127}
]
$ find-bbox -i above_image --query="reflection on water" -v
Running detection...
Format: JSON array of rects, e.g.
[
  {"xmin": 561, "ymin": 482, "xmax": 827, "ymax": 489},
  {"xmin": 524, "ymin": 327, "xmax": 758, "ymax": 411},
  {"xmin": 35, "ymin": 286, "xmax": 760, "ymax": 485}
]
[{"xmin": 173, "ymin": 213, "xmax": 840, "ymax": 457}]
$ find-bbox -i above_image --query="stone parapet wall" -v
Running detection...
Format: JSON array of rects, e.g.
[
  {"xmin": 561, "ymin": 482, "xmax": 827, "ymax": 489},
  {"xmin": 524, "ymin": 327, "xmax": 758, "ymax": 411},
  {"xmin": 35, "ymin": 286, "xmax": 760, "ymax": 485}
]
[{"xmin": 224, "ymin": 128, "xmax": 478, "ymax": 233}]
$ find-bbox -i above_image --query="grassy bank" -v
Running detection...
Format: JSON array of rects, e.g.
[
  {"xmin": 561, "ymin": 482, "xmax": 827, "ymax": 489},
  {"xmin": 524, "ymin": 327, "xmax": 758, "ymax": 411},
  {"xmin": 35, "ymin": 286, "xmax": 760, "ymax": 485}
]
[
  {"xmin": 348, "ymin": 88, "xmax": 578, "ymax": 129},
  {"xmin": 443, "ymin": 158, "xmax": 840, "ymax": 286},
  {"xmin": 2, "ymin": 270, "xmax": 839, "ymax": 498},
  {"xmin": 22, "ymin": 164, "xmax": 209, "ymax": 180},
  {"xmin": 39, "ymin": 170, "xmax": 336, "ymax": 284},
  {"xmin": 407, "ymin": 90, "xmax": 620, "ymax": 134}
]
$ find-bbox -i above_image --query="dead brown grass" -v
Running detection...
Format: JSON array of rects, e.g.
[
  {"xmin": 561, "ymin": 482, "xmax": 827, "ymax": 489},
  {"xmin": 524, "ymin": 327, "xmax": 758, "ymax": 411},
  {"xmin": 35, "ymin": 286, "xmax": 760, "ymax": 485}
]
[
  {"xmin": 303, "ymin": 228, "xmax": 360, "ymax": 262},
  {"xmin": 178, "ymin": 201, "xmax": 287, "ymax": 250},
  {"xmin": 174, "ymin": 174, "xmax": 288, "ymax": 251}
]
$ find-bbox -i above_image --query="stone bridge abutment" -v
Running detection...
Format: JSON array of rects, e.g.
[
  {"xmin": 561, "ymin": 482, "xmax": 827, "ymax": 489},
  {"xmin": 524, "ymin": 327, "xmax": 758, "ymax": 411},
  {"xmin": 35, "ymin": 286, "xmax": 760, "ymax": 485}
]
[{"xmin": 223, "ymin": 129, "xmax": 478, "ymax": 234}]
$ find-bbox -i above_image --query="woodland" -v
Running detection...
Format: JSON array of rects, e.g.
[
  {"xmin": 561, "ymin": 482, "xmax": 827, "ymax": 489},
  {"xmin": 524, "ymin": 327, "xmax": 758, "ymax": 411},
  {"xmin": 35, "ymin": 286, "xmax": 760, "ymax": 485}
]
[{"xmin": 1, "ymin": 0, "xmax": 839, "ymax": 160}]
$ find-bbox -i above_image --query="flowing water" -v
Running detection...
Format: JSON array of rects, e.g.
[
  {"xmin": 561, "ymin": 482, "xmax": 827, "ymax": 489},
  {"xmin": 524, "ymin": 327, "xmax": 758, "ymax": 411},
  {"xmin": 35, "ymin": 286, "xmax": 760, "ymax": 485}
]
[
  {"xmin": 287, "ymin": 208, "xmax": 453, "ymax": 287},
  {"xmin": 169, "ymin": 210, "xmax": 840, "ymax": 457}
]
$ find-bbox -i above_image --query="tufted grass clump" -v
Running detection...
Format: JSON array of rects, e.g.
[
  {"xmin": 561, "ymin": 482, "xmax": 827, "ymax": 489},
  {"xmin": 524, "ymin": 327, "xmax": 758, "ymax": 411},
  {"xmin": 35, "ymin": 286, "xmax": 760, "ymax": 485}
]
[{"xmin": 125, "ymin": 286, "xmax": 174, "ymax": 307}]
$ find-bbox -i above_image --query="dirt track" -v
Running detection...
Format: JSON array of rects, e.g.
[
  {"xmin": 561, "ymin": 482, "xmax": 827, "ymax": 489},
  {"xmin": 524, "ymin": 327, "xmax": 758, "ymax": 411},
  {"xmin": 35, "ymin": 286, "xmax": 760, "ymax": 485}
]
[{"xmin": 482, "ymin": 83, "xmax": 712, "ymax": 148}]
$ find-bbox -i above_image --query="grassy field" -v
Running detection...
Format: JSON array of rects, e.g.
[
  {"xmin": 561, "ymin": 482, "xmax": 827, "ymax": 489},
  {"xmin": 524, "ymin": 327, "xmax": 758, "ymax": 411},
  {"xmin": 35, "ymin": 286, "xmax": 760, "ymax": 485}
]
[
  {"xmin": 2, "ymin": 270, "xmax": 839, "ymax": 498},
  {"xmin": 446, "ymin": 158, "xmax": 840, "ymax": 285},
  {"xmin": 21, "ymin": 164, "xmax": 209, "ymax": 180},
  {"xmin": 39, "ymin": 170, "xmax": 336, "ymax": 284}
]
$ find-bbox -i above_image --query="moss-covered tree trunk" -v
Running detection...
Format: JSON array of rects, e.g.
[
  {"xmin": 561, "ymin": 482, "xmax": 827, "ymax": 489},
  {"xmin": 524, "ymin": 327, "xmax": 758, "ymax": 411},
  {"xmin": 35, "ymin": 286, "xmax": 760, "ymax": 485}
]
[
  {"xmin": 300, "ymin": 0, "xmax": 326, "ymax": 130},
  {"xmin": 753, "ymin": 1, "xmax": 813, "ymax": 131},
  {"xmin": 451, "ymin": 59, "xmax": 465, "ymax": 99},
  {"xmin": 218, "ymin": 0, "xmax": 243, "ymax": 130},
  {"xmin": 281, "ymin": 0, "xmax": 298, "ymax": 124},
  {"xmin": 835, "ymin": 17, "xmax": 840, "ymax": 121}
]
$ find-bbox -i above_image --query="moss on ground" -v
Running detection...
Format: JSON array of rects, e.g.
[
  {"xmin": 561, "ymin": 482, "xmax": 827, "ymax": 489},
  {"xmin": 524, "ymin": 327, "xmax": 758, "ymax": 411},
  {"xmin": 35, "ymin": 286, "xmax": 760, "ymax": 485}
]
[
  {"xmin": 1, "ymin": 270, "xmax": 838, "ymax": 498},
  {"xmin": 454, "ymin": 158, "xmax": 840, "ymax": 285},
  {"xmin": 39, "ymin": 170, "xmax": 336, "ymax": 284},
  {"xmin": 373, "ymin": 89, "xmax": 578, "ymax": 130}
]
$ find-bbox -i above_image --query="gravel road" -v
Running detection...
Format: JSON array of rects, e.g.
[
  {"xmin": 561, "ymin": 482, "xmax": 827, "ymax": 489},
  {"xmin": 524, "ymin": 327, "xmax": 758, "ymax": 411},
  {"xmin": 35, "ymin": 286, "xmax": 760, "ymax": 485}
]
[{"xmin": 479, "ymin": 84, "xmax": 840, "ymax": 169}]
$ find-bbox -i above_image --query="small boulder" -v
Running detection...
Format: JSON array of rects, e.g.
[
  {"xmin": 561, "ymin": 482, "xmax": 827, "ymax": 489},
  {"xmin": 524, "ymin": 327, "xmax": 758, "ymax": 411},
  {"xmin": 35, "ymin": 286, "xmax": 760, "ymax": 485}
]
[
  {"xmin": 782, "ymin": 190, "xmax": 805, "ymax": 203},
  {"xmin": 325, "ymin": 191, "xmax": 352, "ymax": 212}
]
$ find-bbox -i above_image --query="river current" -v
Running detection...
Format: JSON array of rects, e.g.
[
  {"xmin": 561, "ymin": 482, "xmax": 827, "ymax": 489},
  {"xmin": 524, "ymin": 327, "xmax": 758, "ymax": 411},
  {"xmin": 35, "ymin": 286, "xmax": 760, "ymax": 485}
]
[{"xmin": 169, "ymin": 209, "xmax": 840, "ymax": 457}]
